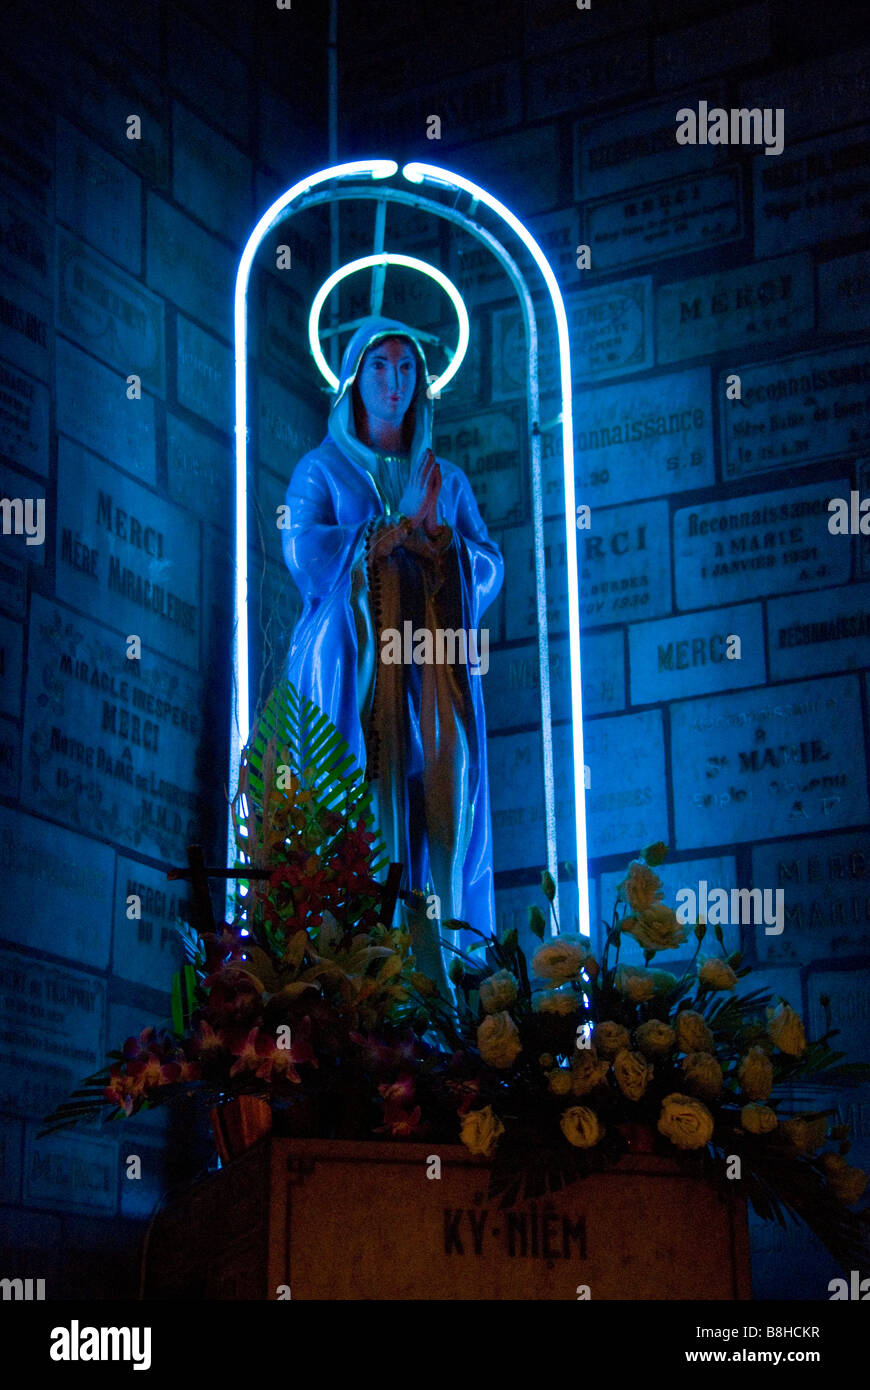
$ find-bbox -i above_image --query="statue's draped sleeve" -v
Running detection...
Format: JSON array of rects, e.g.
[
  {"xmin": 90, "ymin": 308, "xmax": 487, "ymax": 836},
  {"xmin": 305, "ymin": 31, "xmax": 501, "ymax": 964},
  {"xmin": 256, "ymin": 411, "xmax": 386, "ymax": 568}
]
[{"xmin": 281, "ymin": 452, "xmax": 377, "ymax": 600}]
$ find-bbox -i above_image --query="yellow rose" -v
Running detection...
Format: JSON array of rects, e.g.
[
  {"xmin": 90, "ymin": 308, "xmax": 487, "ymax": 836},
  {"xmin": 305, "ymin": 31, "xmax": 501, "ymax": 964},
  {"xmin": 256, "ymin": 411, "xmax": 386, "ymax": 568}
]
[
  {"xmin": 657, "ymin": 1093, "xmax": 714, "ymax": 1150},
  {"xmin": 613, "ymin": 1048, "xmax": 653, "ymax": 1101},
  {"xmin": 741, "ymin": 1104, "xmax": 778, "ymax": 1135},
  {"xmin": 780, "ymin": 1114, "xmax": 828, "ymax": 1154},
  {"xmin": 681, "ymin": 1051, "xmax": 723, "ymax": 1101},
  {"xmin": 767, "ymin": 1003, "xmax": 807, "ymax": 1057},
  {"xmin": 532, "ymin": 988, "xmax": 578, "ymax": 1016},
  {"xmin": 635, "ymin": 1019, "xmax": 676, "ymax": 1058},
  {"xmin": 593, "ymin": 1021, "xmax": 631, "ymax": 1058},
  {"xmin": 531, "ymin": 937, "xmax": 587, "ymax": 983},
  {"xmin": 570, "ymin": 1048, "xmax": 610, "ymax": 1096},
  {"xmin": 675, "ymin": 1010, "xmax": 714, "ymax": 1054},
  {"xmin": 623, "ymin": 905, "xmax": 689, "ymax": 953},
  {"xmin": 476, "ymin": 1011, "xmax": 522, "ymax": 1069},
  {"xmin": 479, "ymin": 969, "xmax": 518, "ymax": 1014},
  {"xmin": 737, "ymin": 1045, "xmax": 774, "ymax": 1101},
  {"xmin": 560, "ymin": 1105, "xmax": 604, "ymax": 1149},
  {"xmin": 614, "ymin": 965, "xmax": 656, "ymax": 1003},
  {"xmin": 617, "ymin": 860, "xmax": 665, "ymax": 912},
  {"xmin": 547, "ymin": 1067, "xmax": 573, "ymax": 1097},
  {"xmin": 698, "ymin": 956, "xmax": 738, "ymax": 991},
  {"xmin": 649, "ymin": 969, "xmax": 678, "ymax": 994},
  {"xmin": 460, "ymin": 1105, "xmax": 504, "ymax": 1159},
  {"xmin": 822, "ymin": 1154, "xmax": 869, "ymax": 1206}
]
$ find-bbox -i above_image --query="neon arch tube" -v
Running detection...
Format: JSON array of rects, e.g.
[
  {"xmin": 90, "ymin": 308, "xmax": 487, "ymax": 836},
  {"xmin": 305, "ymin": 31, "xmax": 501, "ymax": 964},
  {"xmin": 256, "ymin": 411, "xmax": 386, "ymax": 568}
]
[
  {"xmin": 233, "ymin": 159, "xmax": 589, "ymax": 939},
  {"xmin": 403, "ymin": 163, "xmax": 587, "ymax": 938}
]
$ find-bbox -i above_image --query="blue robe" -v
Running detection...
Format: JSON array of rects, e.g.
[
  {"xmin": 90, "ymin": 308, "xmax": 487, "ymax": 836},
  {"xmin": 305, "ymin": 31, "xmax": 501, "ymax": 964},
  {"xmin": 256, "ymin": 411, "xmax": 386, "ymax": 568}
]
[{"xmin": 280, "ymin": 316, "xmax": 504, "ymax": 955}]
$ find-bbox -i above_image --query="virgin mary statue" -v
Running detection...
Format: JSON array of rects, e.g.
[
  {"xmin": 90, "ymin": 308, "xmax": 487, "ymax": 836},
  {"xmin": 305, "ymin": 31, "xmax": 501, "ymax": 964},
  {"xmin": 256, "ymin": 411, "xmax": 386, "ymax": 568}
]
[{"xmin": 280, "ymin": 314, "xmax": 504, "ymax": 994}]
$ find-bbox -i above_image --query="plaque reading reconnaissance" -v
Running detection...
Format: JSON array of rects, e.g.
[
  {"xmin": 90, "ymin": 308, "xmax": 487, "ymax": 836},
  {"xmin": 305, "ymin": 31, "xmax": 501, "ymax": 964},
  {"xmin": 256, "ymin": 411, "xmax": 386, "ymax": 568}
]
[
  {"xmin": 670, "ymin": 675, "xmax": 869, "ymax": 850},
  {"xmin": 21, "ymin": 595, "xmax": 204, "ymax": 863},
  {"xmin": 570, "ymin": 366, "xmax": 713, "ymax": 506},
  {"xmin": 674, "ymin": 479, "xmax": 850, "ymax": 611},
  {"xmin": 721, "ymin": 344, "xmax": 870, "ymax": 478},
  {"xmin": 56, "ymin": 439, "xmax": 200, "ymax": 669},
  {"xmin": 767, "ymin": 582, "xmax": 870, "ymax": 682}
]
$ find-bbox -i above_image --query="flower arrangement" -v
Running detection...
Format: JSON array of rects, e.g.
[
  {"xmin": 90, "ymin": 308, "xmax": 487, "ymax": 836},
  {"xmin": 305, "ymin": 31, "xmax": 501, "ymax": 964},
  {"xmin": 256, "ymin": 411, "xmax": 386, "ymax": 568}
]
[
  {"xmin": 41, "ymin": 690, "xmax": 870, "ymax": 1272},
  {"xmin": 41, "ymin": 684, "xmax": 440, "ymax": 1143},
  {"xmin": 433, "ymin": 843, "xmax": 870, "ymax": 1271}
]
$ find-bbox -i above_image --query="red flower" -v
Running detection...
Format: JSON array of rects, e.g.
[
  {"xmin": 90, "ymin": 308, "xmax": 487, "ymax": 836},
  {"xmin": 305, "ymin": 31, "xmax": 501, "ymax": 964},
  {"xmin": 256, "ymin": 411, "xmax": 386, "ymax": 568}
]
[
  {"xmin": 378, "ymin": 1072, "xmax": 415, "ymax": 1105},
  {"xmin": 350, "ymin": 1031, "xmax": 394, "ymax": 1070},
  {"xmin": 104, "ymin": 1064, "xmax": 141, "ymax": 1116},
  {"xmin": 375, "ymin": 1100, "xmax": 424, "ymax": 1138}
]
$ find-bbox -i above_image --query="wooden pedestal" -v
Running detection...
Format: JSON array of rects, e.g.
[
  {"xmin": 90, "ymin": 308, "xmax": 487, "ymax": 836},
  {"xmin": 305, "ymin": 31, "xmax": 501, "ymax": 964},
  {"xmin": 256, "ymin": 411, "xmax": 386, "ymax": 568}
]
[{"xmin": 143, "ymin": 1139, "xmax": 752, "ymax": 1301}]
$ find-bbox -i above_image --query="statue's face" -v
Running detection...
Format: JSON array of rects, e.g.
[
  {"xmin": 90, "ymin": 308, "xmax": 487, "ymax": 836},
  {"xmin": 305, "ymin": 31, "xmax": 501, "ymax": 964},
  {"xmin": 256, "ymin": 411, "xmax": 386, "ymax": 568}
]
[{"xmin": 355, "ymin": 337, "xmax": 418, "ymax": 434}]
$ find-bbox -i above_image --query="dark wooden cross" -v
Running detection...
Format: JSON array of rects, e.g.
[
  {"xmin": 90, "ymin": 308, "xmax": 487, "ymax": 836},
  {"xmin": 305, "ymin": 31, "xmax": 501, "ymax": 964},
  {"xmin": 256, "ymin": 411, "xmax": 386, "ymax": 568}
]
[{"xmin": 166, "ymin": 845, "xmax": 405, "ymax": 936}]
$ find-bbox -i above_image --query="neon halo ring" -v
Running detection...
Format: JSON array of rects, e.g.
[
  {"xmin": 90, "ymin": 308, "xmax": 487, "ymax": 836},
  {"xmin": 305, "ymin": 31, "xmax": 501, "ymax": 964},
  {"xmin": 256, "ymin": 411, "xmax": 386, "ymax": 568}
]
[{"xmin": 307, "ymin": 252, "xmax": 470, "ymax": 396}]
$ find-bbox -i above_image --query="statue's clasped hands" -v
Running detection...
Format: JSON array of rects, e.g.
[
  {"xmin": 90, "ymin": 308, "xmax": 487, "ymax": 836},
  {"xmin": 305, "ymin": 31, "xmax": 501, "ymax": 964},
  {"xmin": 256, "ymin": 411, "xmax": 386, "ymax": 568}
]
[
  {"xmin": 400, "ymin": 449, "xmax": 441, "ymax": 534},
  {"xmin": 369, "ymin": 450, "xmax": 448, "ymax": 563}
]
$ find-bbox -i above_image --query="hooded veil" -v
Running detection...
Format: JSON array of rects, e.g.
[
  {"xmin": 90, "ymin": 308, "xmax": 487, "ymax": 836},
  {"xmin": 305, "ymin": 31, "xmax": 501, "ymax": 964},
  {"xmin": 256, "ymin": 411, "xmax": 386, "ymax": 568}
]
[{"xmin": 281, "ymin": 315, "xmax": 504, "ymax": 987}]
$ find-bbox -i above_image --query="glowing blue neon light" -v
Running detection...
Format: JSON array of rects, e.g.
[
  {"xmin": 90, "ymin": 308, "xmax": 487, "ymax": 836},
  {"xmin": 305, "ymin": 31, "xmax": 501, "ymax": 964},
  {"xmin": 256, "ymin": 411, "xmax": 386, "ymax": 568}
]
[
  {"xmin": 402, "ymin": 163, "xmax": 588, "ymax": 939},
  {"xmin": 233, "ymin": 158, "xmax": 588, "ymax": 939},
  {"xmin": 308, "ymin": 252, "xmax": 469, "ymax": 395}
]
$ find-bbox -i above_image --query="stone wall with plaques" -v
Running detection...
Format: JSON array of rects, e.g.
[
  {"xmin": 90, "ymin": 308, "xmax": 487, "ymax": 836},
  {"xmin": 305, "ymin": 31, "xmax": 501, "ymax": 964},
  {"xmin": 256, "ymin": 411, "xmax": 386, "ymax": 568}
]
[
  {"xmin": 1, "ymin": 0, "xmax": 868, "ymax": 1304},
  {"xmin": 0, "ymin": 2, "xmax": 331, "ymax": 1299},
  {"xmin": 338, "ymin": 0, "xmax": 870, "ymax": 1303}
]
